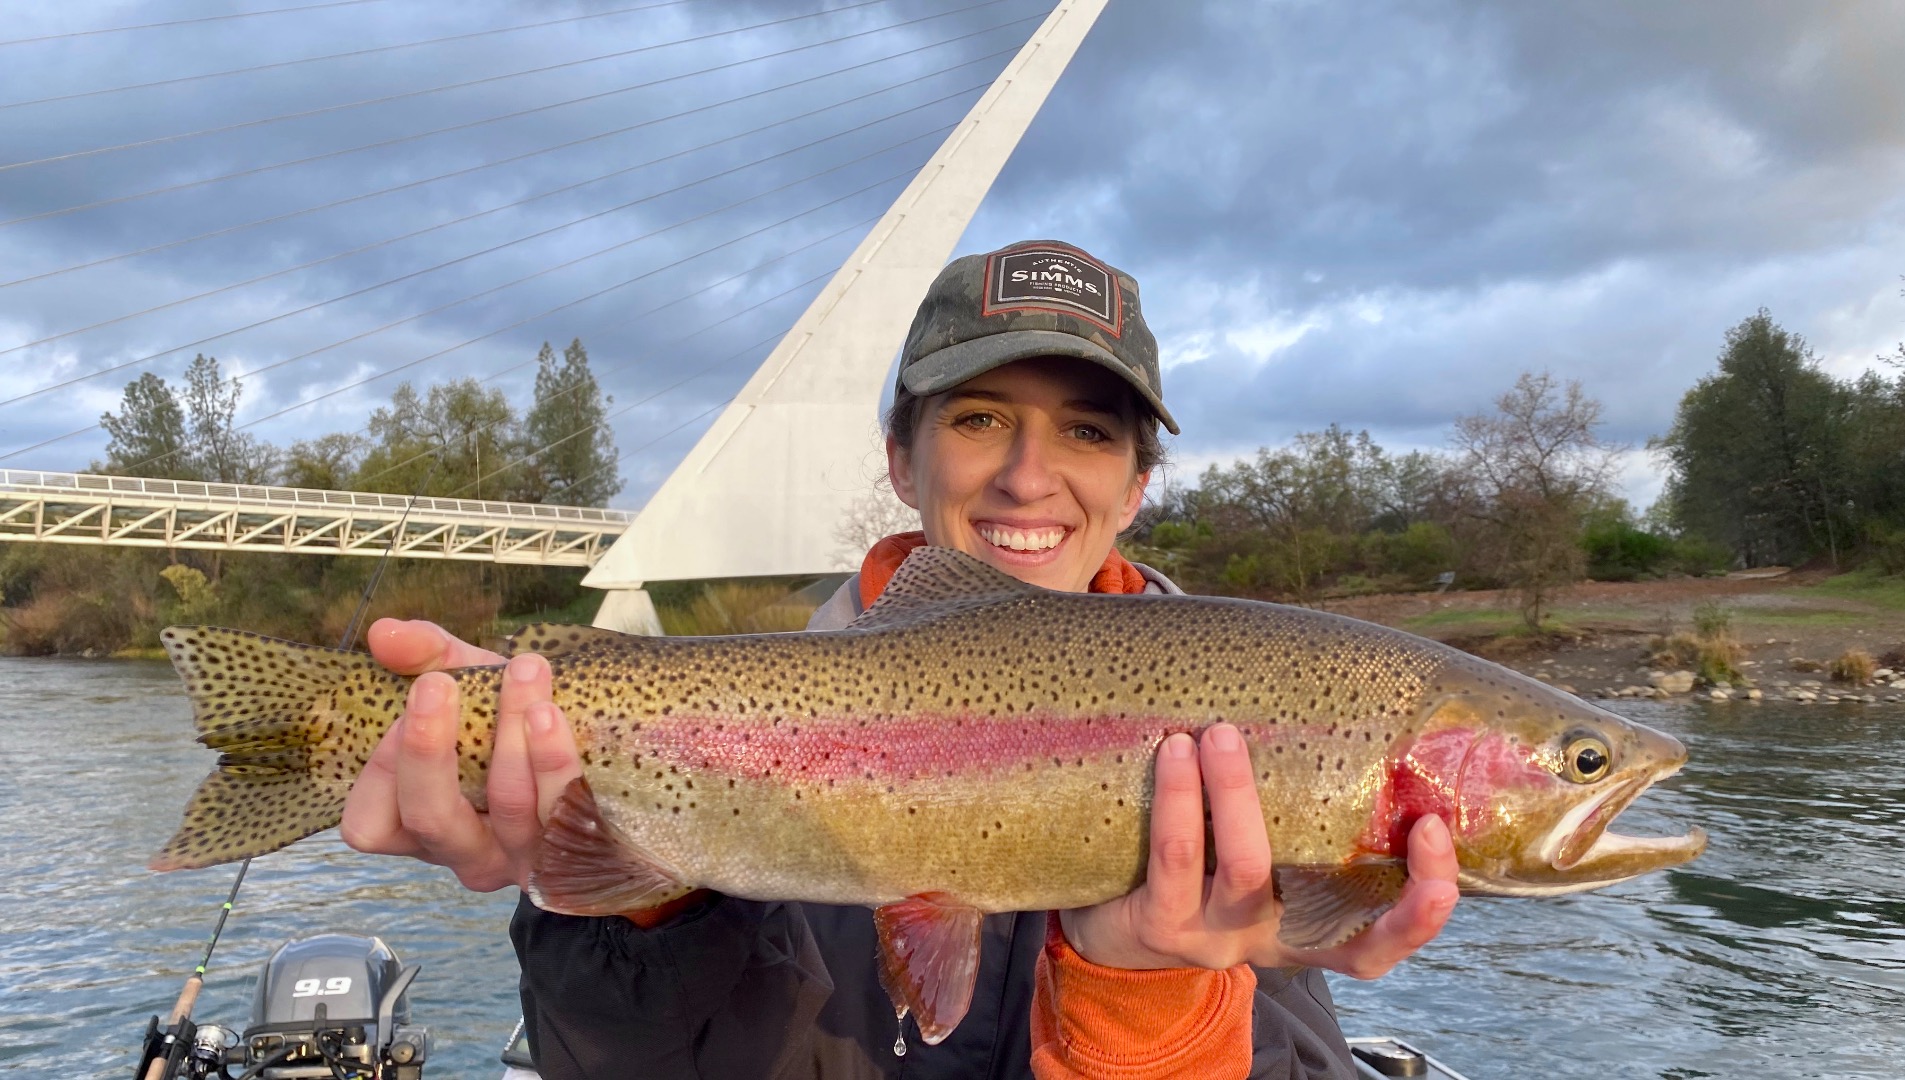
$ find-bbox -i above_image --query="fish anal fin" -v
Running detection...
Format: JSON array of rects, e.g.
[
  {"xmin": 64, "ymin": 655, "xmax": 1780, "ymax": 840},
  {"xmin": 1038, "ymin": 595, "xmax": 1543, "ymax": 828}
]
[
  {"xmin": 504, "ymin": 622, "xmax": 626, "ymax": 659},
  {"xmin": 872, "ymin": 892, "xmax": 984, "ymax": 1045},
  {"xmin": 527, "ymin": 777, "xmax": 692, "ymax": 916},
  {"xmin": 1276, "ymin": 860, "xmax": 1409, "ymax": 951},
  {"xmin": 849, "ymin": 547, "xmax": 1039, "ymax": 631}
]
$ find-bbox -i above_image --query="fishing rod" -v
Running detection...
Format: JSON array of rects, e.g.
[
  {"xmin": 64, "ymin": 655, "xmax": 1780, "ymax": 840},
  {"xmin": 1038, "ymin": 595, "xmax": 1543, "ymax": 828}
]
[{"xmin": 136, "ymin": 467, "xmax": 437, "ymax": 1080}]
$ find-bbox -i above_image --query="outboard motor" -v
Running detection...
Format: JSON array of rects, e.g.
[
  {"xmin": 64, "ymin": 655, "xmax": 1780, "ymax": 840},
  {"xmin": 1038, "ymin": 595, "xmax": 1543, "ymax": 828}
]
[{"xmin": 236, "ymin": 934, "xmax": 429, "ymax": 1079}]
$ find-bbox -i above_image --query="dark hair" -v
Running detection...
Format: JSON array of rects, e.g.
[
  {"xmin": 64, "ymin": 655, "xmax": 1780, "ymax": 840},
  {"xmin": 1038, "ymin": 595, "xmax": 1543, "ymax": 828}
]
[{"xmin": 882, "ymin": 383, "xmax": 1168, "ymax": 474}]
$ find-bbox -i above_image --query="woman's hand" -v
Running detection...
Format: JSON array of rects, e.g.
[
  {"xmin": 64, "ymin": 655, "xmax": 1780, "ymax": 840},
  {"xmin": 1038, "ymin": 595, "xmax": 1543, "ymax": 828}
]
[
  {"xmin": 338, "ymin": 618, "xmax": 583, "ymax": 892},
  {"xmin": 1057, "ymin": 723, "xmax": 1459, "ymax": 978}
]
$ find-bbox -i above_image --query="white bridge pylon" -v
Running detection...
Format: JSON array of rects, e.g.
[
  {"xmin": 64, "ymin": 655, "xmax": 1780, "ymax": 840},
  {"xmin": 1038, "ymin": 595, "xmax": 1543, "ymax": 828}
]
[
  {"xmin": 583, "ymin": 0, "xmax": 1108, "ymax": 632},
  {"xmin": 0, "ymin": 470, "xmax": 631, "ymax": 567}
]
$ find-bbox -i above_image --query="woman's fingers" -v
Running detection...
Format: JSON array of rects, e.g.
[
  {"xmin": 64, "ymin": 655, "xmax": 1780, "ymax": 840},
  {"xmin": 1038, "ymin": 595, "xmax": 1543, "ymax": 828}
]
[
  {"xmin": 487, "ymin": 655, "xmax": 551, "ymax": 866},
  {"xmin": 1199, "ymin": 724, "xmax": 1277, "ymax": 932},
  {"xmin": 339, "ymin": 720, "xmax": 422, "ymax": 858},
  {"xmin": 1143, "ymin": 733, "xmax": 1209, "ymax": 927},
  {"xmin": 391, "ymin": 672, "xmax": 511, "ymax": 890},
  {"xmin": 527, "ymin": 701, "xmax": 584, "ymax": 826},
  {"xmin": 367, "ymin": 618, "xmax": 505, "ymax": 675}
]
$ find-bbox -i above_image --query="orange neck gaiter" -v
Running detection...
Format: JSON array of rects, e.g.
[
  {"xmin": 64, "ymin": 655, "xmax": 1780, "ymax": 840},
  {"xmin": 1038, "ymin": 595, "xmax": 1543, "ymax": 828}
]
[{"xmin": 858, "ymin": 531, "xmax": 1147, "ymax": 609}]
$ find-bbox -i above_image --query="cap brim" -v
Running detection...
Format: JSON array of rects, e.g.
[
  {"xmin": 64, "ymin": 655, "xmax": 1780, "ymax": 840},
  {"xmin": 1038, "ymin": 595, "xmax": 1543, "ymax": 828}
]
[{"xmin": 898, "ymin": 329, "xmax": 1180, "ymax": 435}]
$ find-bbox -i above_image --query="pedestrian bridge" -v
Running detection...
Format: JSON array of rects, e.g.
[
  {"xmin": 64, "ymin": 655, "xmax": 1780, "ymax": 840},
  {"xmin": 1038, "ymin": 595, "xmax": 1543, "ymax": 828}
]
[{"xmin": 0, "ymin": 470, "xmax": 633, "ymax": 567}]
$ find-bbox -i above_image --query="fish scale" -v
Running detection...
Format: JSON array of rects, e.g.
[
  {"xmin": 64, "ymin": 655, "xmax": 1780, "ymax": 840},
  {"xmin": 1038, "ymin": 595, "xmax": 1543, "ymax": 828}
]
[{"xmin": 154, "ymin": 545, "xmax": 1703, "ymax": 1045}]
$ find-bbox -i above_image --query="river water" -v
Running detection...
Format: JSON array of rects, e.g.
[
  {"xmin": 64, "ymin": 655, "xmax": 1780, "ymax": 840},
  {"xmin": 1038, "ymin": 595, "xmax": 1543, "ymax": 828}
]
[{"xmin": 1, "ymin": 656, "xmax": 1899, "ymax": 1078}]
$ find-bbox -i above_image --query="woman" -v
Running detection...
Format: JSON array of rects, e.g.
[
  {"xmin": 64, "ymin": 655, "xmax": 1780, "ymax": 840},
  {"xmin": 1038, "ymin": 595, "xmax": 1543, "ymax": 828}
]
[{"xmin": 341, "ymin": 241, "xmax": 1459, "ymax": 1079}]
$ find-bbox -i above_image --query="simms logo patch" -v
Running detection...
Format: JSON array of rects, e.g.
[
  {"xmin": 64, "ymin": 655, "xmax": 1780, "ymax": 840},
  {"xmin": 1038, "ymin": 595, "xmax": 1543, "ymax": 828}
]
[{"xmin": 983, "ymin": 246, "xmax": 1121, "ymax": 335}]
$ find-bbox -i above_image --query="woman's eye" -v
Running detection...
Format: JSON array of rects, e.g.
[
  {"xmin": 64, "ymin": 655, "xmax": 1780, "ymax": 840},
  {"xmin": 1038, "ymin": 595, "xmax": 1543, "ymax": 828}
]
[
  {"xmin": 1069, "ymin": 424, "xmax": 1108, "ymax": 442},
  {"xmin": 956, "ymin": 413, "xmax": 996, "ymax": 430}
]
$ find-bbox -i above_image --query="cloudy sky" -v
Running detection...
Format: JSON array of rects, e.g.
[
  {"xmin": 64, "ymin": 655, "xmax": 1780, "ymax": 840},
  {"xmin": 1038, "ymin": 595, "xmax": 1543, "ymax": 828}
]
[{"xmin": 1, "ymin": 0, "xmax": 1901, "ymax": 510}]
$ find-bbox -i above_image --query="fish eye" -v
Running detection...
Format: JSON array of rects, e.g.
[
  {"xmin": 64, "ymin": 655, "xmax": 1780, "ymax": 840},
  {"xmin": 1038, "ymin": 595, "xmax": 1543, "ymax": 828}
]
[{"xmin": 1564, "ymin": 737, "xmax": 1611, "ymax": 783}]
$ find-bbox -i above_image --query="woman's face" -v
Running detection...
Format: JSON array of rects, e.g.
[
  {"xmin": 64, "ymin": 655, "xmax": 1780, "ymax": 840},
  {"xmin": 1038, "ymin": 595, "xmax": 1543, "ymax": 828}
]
[{"xmin": 887, "ymin": 357, "xmax": 1151, "ymax": 593}]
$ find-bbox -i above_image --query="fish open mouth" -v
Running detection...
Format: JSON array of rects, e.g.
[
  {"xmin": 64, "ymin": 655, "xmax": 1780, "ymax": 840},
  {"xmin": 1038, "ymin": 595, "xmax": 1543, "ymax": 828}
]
[{"xmin": 1544, "ymin": 764, "xmax": 1706, "ymax": 880}]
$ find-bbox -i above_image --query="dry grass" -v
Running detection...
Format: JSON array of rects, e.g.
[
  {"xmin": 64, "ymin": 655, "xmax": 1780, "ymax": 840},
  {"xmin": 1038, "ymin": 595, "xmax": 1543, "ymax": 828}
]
[
  {"xmin": 1647, "ymin": 603, "xmax": 1743, "ymax": 685},
  {"xmin": 1829, "ymin": 648, "xmax": 1878, "ymax": 685},
  {"xmin": 658, "ymin": 582, "xmax": 818, "ymax": 636}
]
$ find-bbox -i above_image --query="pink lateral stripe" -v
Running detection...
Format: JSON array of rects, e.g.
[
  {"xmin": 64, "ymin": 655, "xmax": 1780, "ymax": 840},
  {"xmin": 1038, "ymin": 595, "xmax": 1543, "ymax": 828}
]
[{"xmin": 637, "ymin": 711, "xmax": 1187, "ymax": 784}]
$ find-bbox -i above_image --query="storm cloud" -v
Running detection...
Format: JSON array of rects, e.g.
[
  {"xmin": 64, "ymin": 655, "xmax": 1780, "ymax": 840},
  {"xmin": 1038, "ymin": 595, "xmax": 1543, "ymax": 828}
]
[{"xmin": 2, "ymin": 0, "xmax": 1900, "ymax": 509}]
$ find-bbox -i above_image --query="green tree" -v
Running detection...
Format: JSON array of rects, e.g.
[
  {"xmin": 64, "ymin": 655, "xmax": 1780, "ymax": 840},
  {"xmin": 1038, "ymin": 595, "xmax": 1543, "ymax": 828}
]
[
  {"xmin": 279, "ymin": 432, "xmax": 367, "ymax": 490},
  {"xmin": 523, "ymin": 338, "xmax": 621, "ymax": 507},
  {"xmin": 356, "ymin": 379, "xmax": 524, "ymax": 499},
  {"xmin": 1454, "ymin": 372, "xmax": 1618, "ymax": 630},
  {"xmin": 100, "ymin": 372, "xmax": 190, "ymax": 477},
  {"xmin": 1655, "ymin": 311, "xmax": 1849, "ymax": 566},
  {"xmin": 181, "ymin": 354, "xmax": 274, "ymax": 483}
]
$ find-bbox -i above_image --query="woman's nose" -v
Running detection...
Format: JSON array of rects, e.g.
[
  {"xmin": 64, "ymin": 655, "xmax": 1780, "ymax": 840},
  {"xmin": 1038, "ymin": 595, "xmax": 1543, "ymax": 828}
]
[{"xmin": 992, "ymin": 430, "xmax": 1062, "ymax": 503}]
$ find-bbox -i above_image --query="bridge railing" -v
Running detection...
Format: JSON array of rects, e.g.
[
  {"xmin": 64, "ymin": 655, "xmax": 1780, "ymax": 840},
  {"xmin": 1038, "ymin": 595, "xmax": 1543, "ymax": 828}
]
[{"xmin": 0, "ymin": 470, "xmax": 636, "ymax": 524}]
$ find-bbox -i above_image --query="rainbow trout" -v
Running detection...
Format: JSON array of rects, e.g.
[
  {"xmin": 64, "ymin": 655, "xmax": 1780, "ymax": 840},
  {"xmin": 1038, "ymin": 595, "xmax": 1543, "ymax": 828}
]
[{"xmin": 154, "ymin": 547, "xmax": 1704, "ymax": 1042}]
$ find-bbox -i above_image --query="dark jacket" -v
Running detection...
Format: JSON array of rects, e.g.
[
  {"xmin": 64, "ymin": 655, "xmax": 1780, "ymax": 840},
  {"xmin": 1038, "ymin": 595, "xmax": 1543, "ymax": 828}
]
[{"xmin": 512, "ymin": 570, "xmax": 1358, "ymax": 1079}]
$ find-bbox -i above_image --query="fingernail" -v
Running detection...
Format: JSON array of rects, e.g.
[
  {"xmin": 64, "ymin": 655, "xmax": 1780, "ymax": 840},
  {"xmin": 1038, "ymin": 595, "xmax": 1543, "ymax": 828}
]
[
  {"xmin": 529, "ymin": 702, "xmax": 557, "ymax": 736},
  {"xmin": 412, "ymin": 672, "xmax": 451, "ymax": 712},
  {"xmin": 1425, "ymin": 815, "xmax": 1452, "ymax": 853},
  {"xmin": 1207, "ymin": 725, "xmax": 1240, "ymax": 752},
  {"xmin": 1165, "ymin": 733, "xmax": 1195, "ymax": 759},
  {"xmin": 508, "ymin": 654, "xmax": 542, "ymax": 683}
]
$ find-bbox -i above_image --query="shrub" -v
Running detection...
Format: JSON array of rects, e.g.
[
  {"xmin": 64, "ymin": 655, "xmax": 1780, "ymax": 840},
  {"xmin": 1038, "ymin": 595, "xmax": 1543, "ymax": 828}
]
[
  {"xmin": 1584, "ymin": 518, "xmax": 1671, "ymax": 581},
  {"xmin": 1691, "ymin": 602, "xmax": 1734, "ymax": 639},
  {"xmin": 1829, "ymin": 649, "xmax": 1877, "ymax": 684}
]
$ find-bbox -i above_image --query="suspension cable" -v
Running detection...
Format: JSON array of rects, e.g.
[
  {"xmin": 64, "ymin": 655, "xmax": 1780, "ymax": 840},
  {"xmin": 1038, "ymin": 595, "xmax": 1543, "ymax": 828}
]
[
  {"xmin": 0, "ymin": 29, "xmax": 1022, "ymax": 288},
  {"xmin": 0, "ymin": 92, "xmax": 979, "ymax": 404},
  {"xmin": 71, "ymin": 161, "xmax": 922, "ymax": 476},
  {"xmin": 0, "ymin": 0, "xmax": 1017, "ymax": 229},
  {"xmin": 0, "ymin": 0, "xmax": 960, "ymax": 173},
  {"xmin": 1, "ymin": 0, "xmax": 711, "ymax": 110},
  {"xmin": 0, "ymin": 0, "xmax": 394, "ymax": 48}
]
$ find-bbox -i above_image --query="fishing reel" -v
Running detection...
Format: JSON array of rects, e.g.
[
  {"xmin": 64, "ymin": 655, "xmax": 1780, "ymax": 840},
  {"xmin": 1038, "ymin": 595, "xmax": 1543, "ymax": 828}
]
[{"xmin": 138, "ymin": 934, "xmax": 429, "ymax": 1080}]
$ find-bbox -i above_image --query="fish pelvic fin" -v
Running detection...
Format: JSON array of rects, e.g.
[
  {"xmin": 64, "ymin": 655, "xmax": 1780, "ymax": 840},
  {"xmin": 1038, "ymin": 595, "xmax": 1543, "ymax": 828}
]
[
  {"xmin": 872, "ymin": 893, "xmax": 985, "ymax": 1046},
  {"xmin": 503, "ymin": 622, "xmax": 627, "ymax": 659},
  {"xmin": 527, "ymin": 777, "xmax": 694, "ymax": 917},
  {"xmin": 1275, "ymin": 859, "xmax": 1409, "ymax": 951},
  {"xmin": 151, "ymin": 626, "xmax": 407, "ymax": 871}
]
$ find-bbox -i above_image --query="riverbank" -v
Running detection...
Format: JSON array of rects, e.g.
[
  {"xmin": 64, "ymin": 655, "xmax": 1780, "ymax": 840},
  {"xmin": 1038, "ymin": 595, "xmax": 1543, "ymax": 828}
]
[{"xmin": 1326, "ymin": 567, "xmax": 1905, "ymax": 703}]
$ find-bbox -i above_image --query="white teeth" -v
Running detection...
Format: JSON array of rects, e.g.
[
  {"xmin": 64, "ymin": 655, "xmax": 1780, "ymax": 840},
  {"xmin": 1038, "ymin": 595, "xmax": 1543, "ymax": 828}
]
[{"xmin": 978, "ymin": 525, "xmax": 1063, "ymax": 552}]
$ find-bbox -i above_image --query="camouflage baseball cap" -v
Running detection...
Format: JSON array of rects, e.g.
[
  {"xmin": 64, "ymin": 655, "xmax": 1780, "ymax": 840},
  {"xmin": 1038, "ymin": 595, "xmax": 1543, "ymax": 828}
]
[{"xmin": 897, "ymin": 240, "xmax": 1180, "ymax": 435}]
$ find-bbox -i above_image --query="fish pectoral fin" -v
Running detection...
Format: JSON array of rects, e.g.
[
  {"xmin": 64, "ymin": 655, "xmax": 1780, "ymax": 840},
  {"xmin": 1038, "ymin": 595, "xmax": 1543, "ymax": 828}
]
[
  {"xmin": 1275, "ymin": 860, "xmax": 1409, "ymax": 951},
  {"xmin": 872, "ymin": 892, "xmax": 985, "ymax": 1046},
  {"xmin": 504, "ymin": 623, "xmax": 626, "ymax": 659},
  {"xmin": 527, "ymin": 777, "xmax": 693, "ymax": 917}
]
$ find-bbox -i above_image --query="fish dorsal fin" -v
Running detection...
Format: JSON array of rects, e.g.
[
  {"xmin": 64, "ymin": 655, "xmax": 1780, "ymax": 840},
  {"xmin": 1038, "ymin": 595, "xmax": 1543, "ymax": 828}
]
[
  {"xmin": 1275, "ymin": 860, "xmax": 1409, "ymax": 951},
  {"xmin": 848, "ymin": 546, "xmax": 1040, "ymax": 631},
  {"xmin": 504, "ymin": 622, "xmax": 626, "ymax": 659}
]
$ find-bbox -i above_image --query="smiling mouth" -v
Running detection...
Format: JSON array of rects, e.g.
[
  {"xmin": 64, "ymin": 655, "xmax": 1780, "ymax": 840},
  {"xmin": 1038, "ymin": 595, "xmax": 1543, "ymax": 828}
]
[{"xmin": 975, "ymin": 524, "xmax": 1068, "ymax": 553}]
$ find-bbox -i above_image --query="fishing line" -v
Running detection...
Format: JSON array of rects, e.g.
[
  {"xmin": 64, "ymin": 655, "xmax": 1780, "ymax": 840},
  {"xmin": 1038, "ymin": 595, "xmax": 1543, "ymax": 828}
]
[
  {"xmin": 0, "ymin": 0, "xmax": 918, "ymax": 173},
  {"xmin": 0, "ymin": 0, "xmax": 1020, "ymax": 229},
  {"xmin": 136, "ymin": 458, "xmax": 434, "ymax": 1080},
  {"xmin": 0, "ymin": 30, "xmax": 1022, "ymax": 289},
  {"xmin": 0, "ymin": 95, "xmax": 973, "ymax": 414}
]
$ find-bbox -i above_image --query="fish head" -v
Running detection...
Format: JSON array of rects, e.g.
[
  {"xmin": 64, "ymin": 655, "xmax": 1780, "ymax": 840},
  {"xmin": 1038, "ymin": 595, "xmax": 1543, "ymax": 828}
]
[{"xmin": 1388, "ymin": 667, "xmax": 1707, "ymax": 897}]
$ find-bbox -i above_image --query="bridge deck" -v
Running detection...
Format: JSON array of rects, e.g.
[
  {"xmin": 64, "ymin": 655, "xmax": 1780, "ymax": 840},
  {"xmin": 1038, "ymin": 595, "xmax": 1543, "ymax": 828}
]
[{"xmin": 0, "ymin": 470, "xmax": 633, "ymax": 566}]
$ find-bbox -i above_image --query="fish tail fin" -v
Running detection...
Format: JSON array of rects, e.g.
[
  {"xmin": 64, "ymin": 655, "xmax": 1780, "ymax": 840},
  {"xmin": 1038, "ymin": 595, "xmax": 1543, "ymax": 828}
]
[{"xmin": 151, "ymin": 626, "xmax": 409, "ymax": 871}]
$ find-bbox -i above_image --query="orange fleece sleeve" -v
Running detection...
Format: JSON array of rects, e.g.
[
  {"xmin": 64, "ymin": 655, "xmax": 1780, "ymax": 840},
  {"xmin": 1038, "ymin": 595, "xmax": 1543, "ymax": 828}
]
[{"xmin": 1031, "ymin": 915, "xmax": 1256, "ymax": 1080}]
